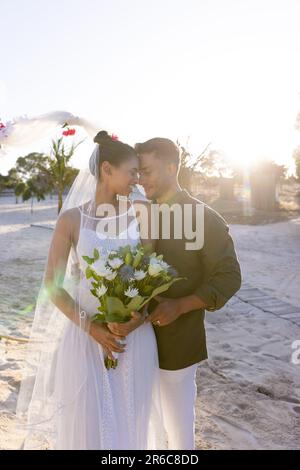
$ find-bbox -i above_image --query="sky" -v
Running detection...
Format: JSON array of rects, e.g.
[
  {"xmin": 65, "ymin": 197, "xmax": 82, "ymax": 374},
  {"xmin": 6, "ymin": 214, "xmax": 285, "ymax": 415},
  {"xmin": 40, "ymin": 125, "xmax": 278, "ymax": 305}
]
[{"xmin": 1, "ymin": 0, "xmax": 300, "ymax": 175}]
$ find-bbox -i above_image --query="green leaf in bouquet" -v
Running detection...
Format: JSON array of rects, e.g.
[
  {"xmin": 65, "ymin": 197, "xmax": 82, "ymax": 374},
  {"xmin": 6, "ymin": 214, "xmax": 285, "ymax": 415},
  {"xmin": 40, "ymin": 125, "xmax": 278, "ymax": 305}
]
[
  {"xmin": 132, "ymin": 251, "xmax": 143, "ymax": 268},
  {"xmin": 141, "ymin": 285, "xmax": 153, "ymax": 296},
  {"xmin": 139, "ymin": 277, "xmax": 186, "ymax": 309},
  {"xmin": 105, "ymin": 356, "xmax": 118, "ymax": 370},
  {"xmin": 126, "ymin": 295, "xmax": 145, "ymax": 312},
  {"xmin": 134, "ymin": 242, "xmax": 143, "ymax": 251},
  {"xmin": 105, "ymin": 296, "xmax": 143, "ymax": 322},
  {"xmin": 118, "ymin": 245, "xmax": 132, "ymax": 257},
  {"xmin": 125, "ymin": 252, "xmax": 132, "ymax": 265},
  {"xmin": 82, "ymin": 255, "xmax": 94, "ymax": 265},
  {"xmin": 97, "ymin": 305, "xmax": 105, "ymax": 312},
  {"xmin": 160, "ymin": 271, "xmax": 172, "ymax": 282},
  {"xmin": 90, "ymin": 288, "xmax": 98, "ymax": 297},
  {"xmin": 106, "ymin": 312, "xmax": 131, "ymax": 323},
  {"xmin": 90, "ymin": 269, "xmax": 100, "ymax": 281},
  {"xmin": 114, "ymin": 283, "xmax": 124, "ymax": 297},
  {"xmin": 86, "ymin": 266, "xmax": 94, "ymax": 279},
  {"xmin": 93, "ymin": 248, "xmax": 100, "ymax": 260},
  {"xmin": 91, "ymin": 313, "xmax": 106, "ymax": 323},
  {"xmin": 106, "ymin": 296, "xmax": 128, "ymax": 316}
]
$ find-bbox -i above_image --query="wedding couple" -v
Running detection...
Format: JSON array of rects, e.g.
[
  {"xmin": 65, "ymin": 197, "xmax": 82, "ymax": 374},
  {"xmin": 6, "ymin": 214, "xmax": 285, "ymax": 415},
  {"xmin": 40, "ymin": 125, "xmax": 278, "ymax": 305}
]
[{"xmin": 17, "ymin": 131, "xmax": 241, "ymax": 450}]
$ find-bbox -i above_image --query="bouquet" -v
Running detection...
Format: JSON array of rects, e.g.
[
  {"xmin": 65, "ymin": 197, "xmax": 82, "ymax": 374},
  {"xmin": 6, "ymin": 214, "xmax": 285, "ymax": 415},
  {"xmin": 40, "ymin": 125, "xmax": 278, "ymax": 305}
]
[{"xmin": 82, "ymin": 243, "xmax": 184, "ymax": 369}]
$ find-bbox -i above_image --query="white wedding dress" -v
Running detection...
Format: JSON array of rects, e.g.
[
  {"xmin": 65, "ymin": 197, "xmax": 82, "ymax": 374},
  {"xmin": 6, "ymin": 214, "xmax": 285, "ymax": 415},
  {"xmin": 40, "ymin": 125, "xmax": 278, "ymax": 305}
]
[{"xmin": 52, "ymin": 203, "xmax": 167, "ymax": 450}]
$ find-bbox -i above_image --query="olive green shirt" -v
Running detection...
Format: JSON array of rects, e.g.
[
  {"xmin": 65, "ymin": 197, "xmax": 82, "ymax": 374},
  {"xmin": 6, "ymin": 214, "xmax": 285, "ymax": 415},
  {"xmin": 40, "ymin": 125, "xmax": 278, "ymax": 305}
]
[{"xmin": 149, "ymin": 189, "xmax": 242, "ymax": 370}]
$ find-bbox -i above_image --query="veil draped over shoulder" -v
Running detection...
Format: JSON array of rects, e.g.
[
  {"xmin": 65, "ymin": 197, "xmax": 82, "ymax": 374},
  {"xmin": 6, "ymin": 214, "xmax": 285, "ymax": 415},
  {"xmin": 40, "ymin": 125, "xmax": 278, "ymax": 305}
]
[{"xmin": 16, "ymin": 143, "xmax": 101, "ymax": 449}]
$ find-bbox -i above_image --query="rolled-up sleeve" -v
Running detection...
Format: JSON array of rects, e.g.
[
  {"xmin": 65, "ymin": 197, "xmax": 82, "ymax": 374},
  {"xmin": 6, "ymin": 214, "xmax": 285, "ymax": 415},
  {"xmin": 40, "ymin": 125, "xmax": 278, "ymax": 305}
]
[{"xmin": 194, "ymin": 207, "xmax": 242, "ymax": 312}]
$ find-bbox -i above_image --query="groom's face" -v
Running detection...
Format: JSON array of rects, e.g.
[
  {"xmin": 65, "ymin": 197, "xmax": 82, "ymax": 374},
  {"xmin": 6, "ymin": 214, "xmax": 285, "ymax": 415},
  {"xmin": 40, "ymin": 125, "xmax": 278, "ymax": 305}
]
[{"xmin": 138, "ymin": 152, "xmax": 173, "ymax": 200}]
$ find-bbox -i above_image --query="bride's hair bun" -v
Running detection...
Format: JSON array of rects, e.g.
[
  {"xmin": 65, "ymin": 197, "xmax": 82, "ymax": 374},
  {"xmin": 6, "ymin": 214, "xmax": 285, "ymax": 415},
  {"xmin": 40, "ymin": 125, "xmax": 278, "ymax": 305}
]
[
  {"xmin": 90, "ymin": 130, "xmax": 137, "ymax": 180},
  {"xmin": 93, "ymin": 130, "xmax": 111, "ymax": 144}
]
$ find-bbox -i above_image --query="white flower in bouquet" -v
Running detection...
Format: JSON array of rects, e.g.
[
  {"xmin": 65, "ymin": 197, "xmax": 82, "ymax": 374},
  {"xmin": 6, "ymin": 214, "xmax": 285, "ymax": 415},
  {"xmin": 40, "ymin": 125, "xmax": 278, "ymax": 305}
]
[
  {"xmin": 108, "ymin": 257, "xmax": 124, "ymax": 269},
  {"xmin": 93, "ymin": 259, "xmax": 117, "ymax": 280},
  {"xmin": 148, "ymin": 258, "xmax": 169, "ymax": 277},
  {"xmin": 96, "ymin": 284, "xmax": 107, "ymax": 297},
  {"xmin": 159, "ymin": 260, "xmax": 170, "ymax": 271},
  {"xmin": 93, "ymin": 259, "xmax": 109, "ymax": 276},
  {"xmin": 134, "ymin": 269, "xmax": 147, "ymax": 281},
  {"xmin": 105, "ymin": 269, "xmax": 117, "ymax": 281},
  {"xmin": 124, "ymin": 287, "xmax": 140, "ymax": 298}
]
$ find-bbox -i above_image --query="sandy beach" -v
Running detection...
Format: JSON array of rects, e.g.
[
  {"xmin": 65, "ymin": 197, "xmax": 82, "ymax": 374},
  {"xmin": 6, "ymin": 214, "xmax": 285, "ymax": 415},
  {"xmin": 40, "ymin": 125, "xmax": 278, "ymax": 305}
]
[{"xmin": 0, "ymin": 197, "xmax": 300, "ymax": 450}]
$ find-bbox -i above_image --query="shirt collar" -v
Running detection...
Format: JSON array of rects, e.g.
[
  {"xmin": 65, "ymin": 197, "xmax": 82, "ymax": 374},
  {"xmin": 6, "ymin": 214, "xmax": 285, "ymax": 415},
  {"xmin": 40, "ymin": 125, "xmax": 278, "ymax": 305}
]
[{"xmin": 152, "ymin": 188, "xmax": 189, "ymax": 206}]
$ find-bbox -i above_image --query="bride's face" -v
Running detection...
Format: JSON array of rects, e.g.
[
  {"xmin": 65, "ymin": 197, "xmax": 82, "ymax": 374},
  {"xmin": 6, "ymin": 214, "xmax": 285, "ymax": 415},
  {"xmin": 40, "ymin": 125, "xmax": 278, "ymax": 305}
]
[{"xmin": 103, "ymin": 155, "xmax": 139, "ymax": 197}]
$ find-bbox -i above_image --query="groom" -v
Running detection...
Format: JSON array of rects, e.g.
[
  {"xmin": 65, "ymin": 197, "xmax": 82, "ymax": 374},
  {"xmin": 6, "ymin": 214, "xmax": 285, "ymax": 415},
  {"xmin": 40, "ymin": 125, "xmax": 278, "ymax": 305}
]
[
  {"xmin": 134, "ymin": 138, "xmax": 241, "ymax": 449},
  {"xmin": 112, "ymin": 137, "xmax": 241, "ymax": 450}
]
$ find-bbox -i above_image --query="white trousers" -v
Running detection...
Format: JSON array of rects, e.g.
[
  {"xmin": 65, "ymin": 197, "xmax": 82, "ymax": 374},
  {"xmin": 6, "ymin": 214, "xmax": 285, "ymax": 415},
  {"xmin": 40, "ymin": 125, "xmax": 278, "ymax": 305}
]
[{"xmin": 159, "ymin": 363, "xmax": 198, "ymax": 450}]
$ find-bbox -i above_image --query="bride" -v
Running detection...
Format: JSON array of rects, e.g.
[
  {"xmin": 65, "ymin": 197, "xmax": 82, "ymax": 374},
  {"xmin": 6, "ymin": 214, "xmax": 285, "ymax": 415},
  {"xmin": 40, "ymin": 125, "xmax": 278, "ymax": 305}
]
[{"xmin": 16, "ymin": 130, "xmax": 167, "ymax": 450}]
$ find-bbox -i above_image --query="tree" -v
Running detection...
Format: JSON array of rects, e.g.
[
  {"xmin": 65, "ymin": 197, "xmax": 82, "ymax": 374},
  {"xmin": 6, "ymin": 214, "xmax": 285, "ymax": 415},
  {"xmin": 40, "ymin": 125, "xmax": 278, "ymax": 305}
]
[
  {"xmin": 177, "ymin": 140, "xmax": 211, "ymax": 190},
  {"xmin": 250, "ymin": 160, "xmax": 287, "ymax": 180},
  {"xmin": 44, "ymin": 134, "xmax": 81, "ymax": 213},
  {"xmin": 14, "ymin": 130, "xmax": 81, "ymax": 213},
  {"xmin": 14, "ymin": 175, "xmax": 51, "ymax": 213},
  {"xmin": 249, "ymin": 160, "xmax": 287, "ymax": 211},
  {"xmin": 293, "ymin": 146, "xmax": 300, "ymax": 181},
  {"xmin": 294, "ymin": 110, "xmax": 300, "ymax": 180},
  {"xmin": 0, "ymin": 173, "xmax": 8, "ymax": 193},
  {"xmin": 177, "ymin": 143, "xmax": 193, "ymax": 190},
  {"xmin": 194, "ymin": 148, "xmax": 234, "ymax": 179},
  {"xmin": 4, "ymin": 168, "xmax": 23, "ymax": 203},
  {"xmin": 14, "ymin": 153, "xmax": 53, "ymax": 211}
]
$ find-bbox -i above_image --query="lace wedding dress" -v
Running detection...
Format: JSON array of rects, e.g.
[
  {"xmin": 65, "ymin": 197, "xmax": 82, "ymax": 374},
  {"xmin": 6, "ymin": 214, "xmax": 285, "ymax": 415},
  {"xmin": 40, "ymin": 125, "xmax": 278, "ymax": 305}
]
[{"xmin": 52, "ymin": 202, "xmax": 167, "ymax": 450}]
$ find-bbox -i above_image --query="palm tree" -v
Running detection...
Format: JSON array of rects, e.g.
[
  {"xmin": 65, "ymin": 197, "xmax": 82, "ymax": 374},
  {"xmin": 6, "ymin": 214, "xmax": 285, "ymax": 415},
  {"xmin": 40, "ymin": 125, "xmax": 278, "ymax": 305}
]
[
  {"xmin": 13, "ymin": 133, "xmax": 81, "ymax": 213},
  {"xmin": 43, "ymin": 136, "xmax": 81, "ymax": 213}
]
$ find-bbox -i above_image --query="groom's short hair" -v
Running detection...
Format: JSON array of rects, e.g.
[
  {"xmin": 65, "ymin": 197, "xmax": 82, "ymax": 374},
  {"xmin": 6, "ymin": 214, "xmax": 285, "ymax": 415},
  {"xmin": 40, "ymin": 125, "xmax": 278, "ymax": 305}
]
[{"xmin": 135, "ymin": 138, "xmax": 181, "ymax": 168}]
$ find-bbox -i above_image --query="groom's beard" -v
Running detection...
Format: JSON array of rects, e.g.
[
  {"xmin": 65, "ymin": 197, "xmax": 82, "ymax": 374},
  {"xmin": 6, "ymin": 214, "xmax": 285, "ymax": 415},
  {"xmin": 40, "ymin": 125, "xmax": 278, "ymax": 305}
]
[{"xmin": 141, "ymin": 184, "xmax": 165, "ymax": 201}]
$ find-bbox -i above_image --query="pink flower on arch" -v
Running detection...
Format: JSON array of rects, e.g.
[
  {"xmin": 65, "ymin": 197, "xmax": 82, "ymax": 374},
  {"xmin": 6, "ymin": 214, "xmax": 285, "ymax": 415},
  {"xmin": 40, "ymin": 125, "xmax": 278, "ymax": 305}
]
[
  {"xmin": 111, "ymin": 133, "xmax": 119, "ymax": 141},
  {"xmin": 0, "ymin": 122, "xmax": 6, "ymax": 129}
]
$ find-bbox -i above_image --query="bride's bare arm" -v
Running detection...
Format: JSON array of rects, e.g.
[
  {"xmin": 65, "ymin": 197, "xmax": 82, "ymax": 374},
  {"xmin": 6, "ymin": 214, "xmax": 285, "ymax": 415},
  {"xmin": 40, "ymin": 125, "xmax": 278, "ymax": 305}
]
[
  {"xmin": 44, "ymin": 210, "xmax": 81, "ymax": 327},
  {"xmin": 44, "ymin": 210, "xmax": 126, "ymax": 354}
]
